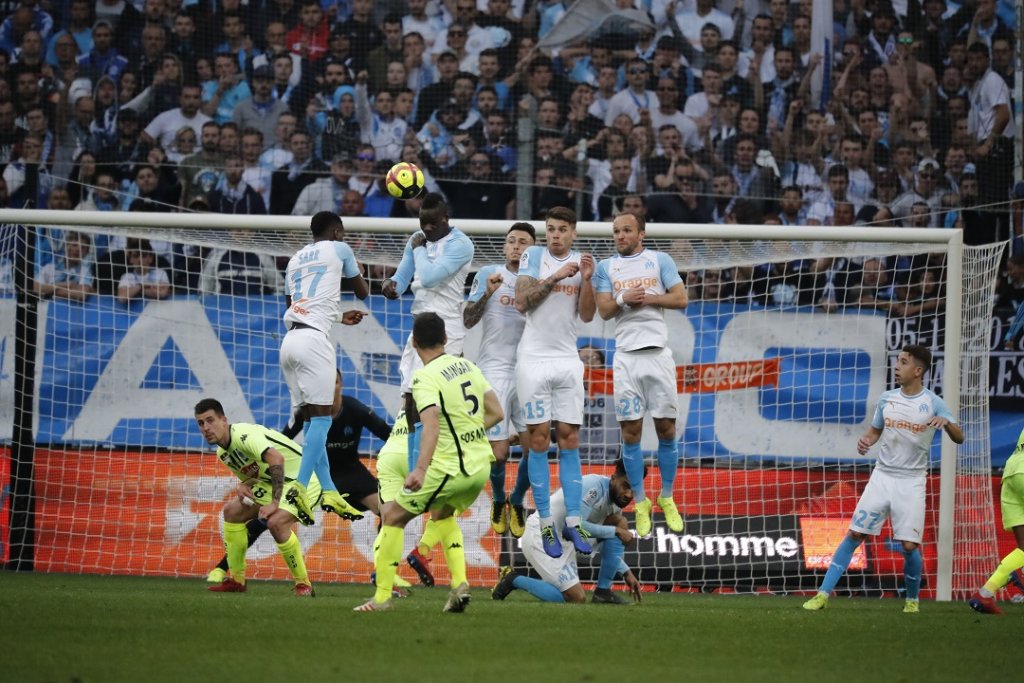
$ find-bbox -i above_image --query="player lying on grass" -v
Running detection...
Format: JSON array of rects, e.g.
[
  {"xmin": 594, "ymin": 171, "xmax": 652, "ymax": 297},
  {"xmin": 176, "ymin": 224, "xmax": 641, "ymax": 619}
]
[
  {"xmin": 204, "ymin": 372, "xmax": 430, "ymax": 592},
  {"xmin": 355, "ymin": 312, "xmax": 503, "ymax": 613},
  {"xmin": 803, "ymin": 345, "xmax": 964, "ymax": 614},
  {"xmin": 195, "ymin": 398, "xmax": 317, "ymax": 596},
  {"xmin": 970, "ymin": 426, "xmax": 1024, "ymax": 614},
  {"xmin": 492, "ymin": 458, "xmax": 642, "ymax": 604}
]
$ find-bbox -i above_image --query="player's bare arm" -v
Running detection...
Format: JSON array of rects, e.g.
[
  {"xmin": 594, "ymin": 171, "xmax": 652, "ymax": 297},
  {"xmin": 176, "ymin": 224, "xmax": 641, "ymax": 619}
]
[
  {"xmin": 406, "ymin": 404, "xmax": 440, "ymax": 491},
  {"xmin": 931, "ymin": 418, "xmax": 965, "ymax": 444},
  {"xmin": 857, "ymin": 426, "xmax": 884, "ymax": 455},
  {"xmin": 515, "ymin": 262, "xmax": 578, "ymax": 313},
  {"xmin": 258, "ymin": 447, "xmax": 286, "ymax": 520},
  {"xmin": 641, "ymin": 281, "xmax": 689, "ymax": 310},
  {"xmin": 578, "ymin": 253, "xmax": 596, "ymax": 323},
  {"xmin": 342, "ymin": 274, "xmax": 369, "ymax": 300},
  {"xmin": 483, "ymin": 389, "xmax": 504, "ymax": 431},
  {"xmin": 463, "ymin": 272, "xmax": 503, "ymax": 328}
]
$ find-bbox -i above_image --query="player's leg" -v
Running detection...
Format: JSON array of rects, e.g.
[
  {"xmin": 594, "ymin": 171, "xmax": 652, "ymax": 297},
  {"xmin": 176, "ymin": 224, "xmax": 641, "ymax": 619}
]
[
  {"xmin": 266, "ymin": 505, "xmax": 313, "ymax": 596},
  {"xmin": 209, "ymin": 498, "xmax": 257, "ymax": 592},
  {"xmin": 971, "ymin": 473, "xmax": 1024, "ymax": 614},
  {"xmin": 646, "ymin": 349, "xmax": 684, "ymax": 532},
  {"xmin": 592, "ymin": 514, "xmax": 631, "ymax": 604},
  {"xmin": 804, "ymin": 471, "xmax": 891, "ymax": 609},
  {"xmin": 653, "ymin": 417, "xmax": 683, "ymax": 532},
  {"xmin": 489, "ymin": 437, "xmax": 511, "ymax": 534},
  {"xmin": 280, "ymin": 332, "xmax": 337, "ymax": 494},
  {"xmin": 208, "ymin": 517, "xmax": 268, "ymax": 582},
  {"xmin": 512, "ymin": 530, "xmax": 576, "ymax": 603},
  {"xmin": 890, "ymin": 476, "xmax": 926, "ymax": 613},
  {"xmin": 552, "ymin": 358, "xmax": 590, "ymax": 554},
  {"xmin": 507, "ymin": 434, "xmax": 532, "ymax": 538},
  {"xmin": 357, "ymin": 499, "xmax": 416, "ymax": 611},
  {"xmin": 520, "ymin": 362, "xmax": 559, "ymax": 555},
  {"xmin": 399, "ymin": 337, "xmax": 424, "ymax": 473},
  {"xmin": 436, "ymin": 467, "xmax": 490, "ymax": 613},
  {"xmin": 614, "ymin": 351, "xmax": 650, "ymax": 533}
]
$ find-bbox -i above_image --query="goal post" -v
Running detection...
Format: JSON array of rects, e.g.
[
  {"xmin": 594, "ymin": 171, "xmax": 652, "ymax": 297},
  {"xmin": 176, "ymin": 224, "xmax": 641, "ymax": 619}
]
[{"xmin": 0, "ymin": 208, "xmax": 1005, "ymax": 600}]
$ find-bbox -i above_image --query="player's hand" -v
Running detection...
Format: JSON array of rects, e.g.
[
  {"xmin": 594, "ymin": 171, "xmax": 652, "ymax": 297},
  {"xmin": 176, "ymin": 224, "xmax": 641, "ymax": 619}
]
[
  {"xmin": 579, "ymin": 253, "xmax": 595, "ymax": 280},
  {"xmin": 340, "ymin": 309, "xmax": 364, "ymax": 325},
  {"xmin": 621, "ymin": 285, "xmax": 646, "ymax": 307},
  {"xmin": 928, "ymin": 416, "xmax": 951, "ymax": 429},
  {"xmin": 404, "ymin": 467, "xmax": 425, "ymax": 491},
  {"xmin": 553, "ymin": 261, "xmax": 580, "ymax": 281},
  {"xmin": 410, "ymin": 231, "xmax": 427, "ymax": 249},
  {"xmin": 486, "ymin": 271, "xmax": 503, "ymax": 294},
  {"xmin": 236, "ymin": 481, "xmax": 257, "ymax": 504},
  {"xmin": 624, "ymin": 571, "xmax": 642, "ymax": 604},
  {"xmin": 258, "ymin": 501, "xmax": 279, "ymax": 521},
  {"xmin": 382, "ymin": 279, "xmax": 398, "ymax": 299},
  {"xmin": 857, "ymin": 435, "xmax": 875, "ymax": 455},
  {"xmin": 615, "ymin": 525, "xmax": 635, "ymax": 545}
]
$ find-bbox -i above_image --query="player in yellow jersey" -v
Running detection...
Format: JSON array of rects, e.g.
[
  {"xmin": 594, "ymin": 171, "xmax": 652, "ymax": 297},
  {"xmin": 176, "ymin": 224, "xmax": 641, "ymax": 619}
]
[
  {"xmin": 194, "ymin": 398, "xmax": 320, "ymax": 596},
  {"xmin": 355, "ymin": 312, "xmax": 504, "ymax": 613},
  {"xmin": 969, "ymin": 426, "xmax": 1024, "ymax": 614}
]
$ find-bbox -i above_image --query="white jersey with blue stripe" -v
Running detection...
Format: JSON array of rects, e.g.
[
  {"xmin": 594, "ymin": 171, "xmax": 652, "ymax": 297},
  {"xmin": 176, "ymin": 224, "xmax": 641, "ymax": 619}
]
[
  {"xmin": 870, "ymin": 387, "xmax": 956, "ymax": 475},
  {"xmin": 392, "ymin": 227, "xmax": 474, "ymax": 338},
  {"xmin": 283, "ymin": 240, "xmax": 361, "ymax": 333},
  {"xmin": 593, "ymin": 249, "xmax": 682, "ymax": 351},
  {"xmin": 517, "ymin": 246, "xmax": 584, "ymax": 360},
  {"xmin": 467, "ymin": 263, "xmax": 524, "ymax": 376}
]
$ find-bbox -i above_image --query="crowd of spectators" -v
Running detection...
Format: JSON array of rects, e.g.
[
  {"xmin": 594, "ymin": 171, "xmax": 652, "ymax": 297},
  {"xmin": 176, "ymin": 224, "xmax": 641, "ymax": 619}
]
[{"xmin": 0, "ymin": 0, "xmax": 1018, "ymax": 321}]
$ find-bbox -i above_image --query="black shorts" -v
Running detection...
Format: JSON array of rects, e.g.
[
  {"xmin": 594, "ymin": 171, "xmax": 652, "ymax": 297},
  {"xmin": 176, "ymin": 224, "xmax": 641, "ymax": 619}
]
[{"xmin": 330, "ymin": 459, "xmax": 379, "ymax": 511}]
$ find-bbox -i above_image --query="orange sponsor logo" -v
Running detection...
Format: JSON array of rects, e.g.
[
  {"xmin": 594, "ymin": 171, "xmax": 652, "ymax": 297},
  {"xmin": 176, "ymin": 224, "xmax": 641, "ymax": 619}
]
[
  {"xmin": 613, "ymin": 277, "xmax": 660, "ymax": 291},
  {"xmin": 677, "ymin": 359, "xmax": 781, "ymax": 394},
  {"xmin": 883, "ymin": 418, "xmax": 928, "ymax": 433}
]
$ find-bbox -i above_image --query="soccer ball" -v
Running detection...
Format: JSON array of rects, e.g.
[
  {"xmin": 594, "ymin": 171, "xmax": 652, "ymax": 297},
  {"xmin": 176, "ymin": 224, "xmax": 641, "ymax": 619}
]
[{"xmin": 385, "ymin": 162, "xmax": 425, "ymax": 200}]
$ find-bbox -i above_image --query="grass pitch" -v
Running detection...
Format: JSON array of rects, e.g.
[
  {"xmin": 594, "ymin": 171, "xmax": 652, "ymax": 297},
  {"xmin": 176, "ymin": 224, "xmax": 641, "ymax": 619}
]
[{"xmin": 0, "ymin": 573, "xmax": 1018, "ymax": 683}]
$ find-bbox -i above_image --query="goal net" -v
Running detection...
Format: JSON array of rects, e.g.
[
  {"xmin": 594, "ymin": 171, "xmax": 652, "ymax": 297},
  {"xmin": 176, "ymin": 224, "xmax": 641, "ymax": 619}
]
[{"xmin": 0, "ymin": 210, "xmax": 1005, "ymax": 601}]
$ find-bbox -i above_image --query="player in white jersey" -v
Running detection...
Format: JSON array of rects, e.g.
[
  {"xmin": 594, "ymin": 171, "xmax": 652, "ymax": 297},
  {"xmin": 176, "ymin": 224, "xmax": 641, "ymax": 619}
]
[
  {"xmin": 281, "ymin": 211, "xmax": 369, "ymax": 522},
  {"xmin": 463, "ymin": 222, "xmax": 536, "ymax": 537},
  {"xmin": 383, "ymin": 193, "xmax": 475, "ymax": 470},
  {"xmin": 515, "ymin": 206, "xmax": 597, "ymax": 558},
  {"xmin": 594, "ymin": 212, "xmax": 688, "ymax": 539},
  {"xmin": 803, "ymin": 345, "xmax": 964, "ymax": 614},
  {"xmin": 491, "ymin": 460, "xmax": 643, "ymax": 604}
]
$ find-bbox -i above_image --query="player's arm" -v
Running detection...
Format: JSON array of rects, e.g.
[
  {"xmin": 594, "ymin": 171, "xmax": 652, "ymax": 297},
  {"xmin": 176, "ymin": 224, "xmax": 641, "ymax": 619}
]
[
  {"xmin": 857, "ymin": 425, "xmax": 883, "ymax": 455},
  {"xmin": 929, "ymin": 396, "xmax": 964, "ymax": 444},
  {"xmin": 354, "ymin": 398, "xmax": 393, "ymax": 441},
  {"xmin": 256, "ymin": 446, "xmax": 286, "ymax": 520},
  {"xmin": 343, "ymin": 275, "xmax": 369, "ymax": 299},
  {"xmin": 384, "ymin": 237, "xmax": 417, "ymax": 298},
  {"xmin": 408, "ymin": 404, "xmax": 440, "ymax": 487},
  {"xmin": 593, "ymin": 259, "xmax": 619, "ymax": 320},
  {"xmin": 463, "ymin": 266, "xmax": 501, "ymax": 329},
  {"xmin": 577, "ymin": 253, "xmax": 596, "ymax": 323},
  {"xmin": 280, "ymin": 407, "xmax": 305, "ymax": 439},
  {"xmin": 482, "ymin": 388, "xmax": 504, "ymax": 431},
  {"xmin": 941, "ymin": 422, "xmax": 965, "ymax": 444},
  {"xmin": 644, "ymin": 281, "xmax": 688, "ymax": 310},
  {"xmin": 413, "ymin": 234, "xmax": 474, "ymax": 288},
  {"xmin": 336, "ymin": 242, "xmax": 369, "ymax": 300}
]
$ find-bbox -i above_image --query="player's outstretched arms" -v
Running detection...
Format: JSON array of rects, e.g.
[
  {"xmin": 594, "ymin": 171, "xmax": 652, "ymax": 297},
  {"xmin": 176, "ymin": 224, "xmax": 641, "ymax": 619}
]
[{"xmin": 483, "ymin": 389, "xmax": 504, "ymax": 431}]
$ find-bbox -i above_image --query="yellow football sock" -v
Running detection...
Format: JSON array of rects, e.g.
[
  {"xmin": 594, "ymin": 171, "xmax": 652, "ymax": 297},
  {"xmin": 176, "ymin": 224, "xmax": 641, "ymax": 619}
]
[
  {"xmin": 436, "ymin": 516, "xmax": 467, "ymax": 588},
  {"xmin": 223, "ymin": 521, "xmax": 248, "ymax": 585},
  {"xmin": 983, "ymin": 548, "xmax": 1024, "ymax": 594},
  {"xmin": 276, "ymin": 531, "xmax": 309, "ymax": 585},
  {"xmin": 417, "ymin": 518, "xmax": 441, "ymax": 557},
  {"xmin": 373, "ymin": 525, "xmax": 404, "ymax": 604}
]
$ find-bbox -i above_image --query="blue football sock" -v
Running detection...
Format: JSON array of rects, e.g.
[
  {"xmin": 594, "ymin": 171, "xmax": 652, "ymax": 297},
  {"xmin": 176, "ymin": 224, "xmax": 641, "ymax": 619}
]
[
  {"xmin": 623, "ymin": 441, "xmax": 646, "ymax": 502},
  {"xmin": 903, "ymin": 547, "xmax": 922, "ymax": 600},
  {"xmin": 527, "ymin": 449, "xmax": 551, "ymax": 518},
  {"xmin": 490, "ymin": 460, "xmax": 507, "ymax": 505},
  {"xmin": 512, "ymin": 574, "xmax": 565, "ymax": 602},
  {"xmin": 298, "ymin": 415, "xmax": 333, "ymax": 489},
  {"xmin": 657, "ymin": 438, "xmax": 679, "ymax": 499},
  {"xmin": 559, "ymin": 448, "xmax": 582, "ymax": 520},
  {"xmin": 597, "ymin": 537, "xmax": 625, "ymax": 590},
  {"xmin": 819, "ymin": 535, "xmax": 863, "ymax": 595},
  {"xmin": 509, "ymin": 456, "xmax": 531, "ymax": 507},
  {"xmin": 406, "ymin": 421, "xmax": 422, "ymax": 473}
]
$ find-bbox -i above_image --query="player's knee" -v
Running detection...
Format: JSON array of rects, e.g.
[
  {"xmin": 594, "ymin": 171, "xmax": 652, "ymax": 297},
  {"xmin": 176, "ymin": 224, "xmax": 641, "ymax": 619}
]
[
  {"xmin": 848, "ymin": 530, "xmax": 866, "ymax": 542},
  {"xmin": 901, "ymin": 541, "xmax": 919, "ymax": 553},
  {"xmin": 653, "ymin": 420, "xmax": 676, "ymax": 441},
  {"xmin": 564, "ymin": 585, "xmax": 587, "ymax": 603},
  {"xmin": 607, "ymin": 514, "xmax": 627, "ymax": 529}
]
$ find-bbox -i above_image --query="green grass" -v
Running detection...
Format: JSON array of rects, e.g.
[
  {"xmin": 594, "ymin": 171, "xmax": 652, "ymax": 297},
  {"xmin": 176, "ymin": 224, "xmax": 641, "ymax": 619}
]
[{"xmin": 0, "ymin": 573, "xmax": 1018, "ymax": 683}]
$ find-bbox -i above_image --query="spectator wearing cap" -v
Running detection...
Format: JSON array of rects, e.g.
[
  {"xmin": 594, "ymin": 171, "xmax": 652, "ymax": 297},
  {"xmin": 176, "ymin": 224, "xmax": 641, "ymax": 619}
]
[
  {"xmin": 605, "ymin": 57, "xmax": 656, "ymax": 127},
  {"xmin": 413, "ymin": 49, "xmax": 458, "ymax": 129},
  {"xmin": 269, "ymin": 127, "xmax": 326, "ymax": 214},
  {"xmin": 207, "ymin": 154, "xmax": 267, "ymax": 215},
  {"xmin": 76, "ymin": 20, "xmax": 128, "ymax": 83},
  {"xmin": 201, "ymin": 53, "xmax": 251, "ymax": 124},
  {"xmin": 353, "ymin": 70, "xmax": 408, "ymax": 163},
  {"xmin": 402, "ymin": 0, "xmax": 445, "ymax": 53},
  {"xmin": 367, "ymin": 14, "xmax": 404, "ymax": 93},
  {"xmin": 675, "ymin": 0, "xmax": 734, "ymax": 51},
  {"xmin": 286, "ymin": 0, "xmax": 330, "ymax": 63},
  {"xmin": 339, "ymin": 0, "xmax": 383, "ymax": 60},
  {"xmin": 964, "ymin": 41, "xmax": 1014, "ymax": 207},
  {"xmin": 233, "ymin": 64, "xmax": 290, "ymax": 147},
  {"xmin": 890, "ymin": 157, "xmax": 944, "ymax": 220}
]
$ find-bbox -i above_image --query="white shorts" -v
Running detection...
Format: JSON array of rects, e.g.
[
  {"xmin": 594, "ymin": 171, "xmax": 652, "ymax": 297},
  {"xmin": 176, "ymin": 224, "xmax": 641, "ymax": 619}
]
[
  {"xmin": 483, "ymin": 372, "xmax": 525, "ymax": 442},
  {"xmin": 613, "ymin": 347, "xmax": 678, "ymax": 421},
  {"xmin": 516, "ymin": 358, "xmax": 584, "ymax": 426},
  {"xmin": 849, "ymin": 469, "xmax": 926, "ymax": 544},
  {"xmin": 398, "ymin": 331, "xmax": 465, "ymax": 393},
  {"xmin": 522, "ymin": 524, "xmax": 579, "ymax": 593},
  {"xmin": 279, "ymin": 328, "xmax": 335, "ymax": 407}
]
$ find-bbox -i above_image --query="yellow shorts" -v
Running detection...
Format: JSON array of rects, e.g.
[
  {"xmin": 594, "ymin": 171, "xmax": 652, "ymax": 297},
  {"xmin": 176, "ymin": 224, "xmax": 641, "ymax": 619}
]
[
  {"xmin": 1001, "ymin": 473, "xmax": 1024, "ymax": 530},
  {"xmin": 249, "ymin": 478, "xmax": 322, "ymax": 526},
  {"xmin": 377, "ymin": 454, "xmax": 406, "ymax": 506},
  {"xmin": 393, "ymin": 465, "xmax": 489, "ymax": 516}
]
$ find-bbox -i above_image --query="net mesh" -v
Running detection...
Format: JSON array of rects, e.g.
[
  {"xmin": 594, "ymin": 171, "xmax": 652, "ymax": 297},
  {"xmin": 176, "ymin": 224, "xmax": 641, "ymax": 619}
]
[{"xmin": 0, "ymin": 218, "xmax": 1006, "ymax": 599}]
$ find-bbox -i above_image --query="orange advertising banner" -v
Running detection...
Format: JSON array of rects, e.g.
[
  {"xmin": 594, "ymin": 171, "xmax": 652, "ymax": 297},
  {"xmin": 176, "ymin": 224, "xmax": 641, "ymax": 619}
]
[{"xmin": 584, "ymin": 358, "xmax": 780, "ymax": 397}]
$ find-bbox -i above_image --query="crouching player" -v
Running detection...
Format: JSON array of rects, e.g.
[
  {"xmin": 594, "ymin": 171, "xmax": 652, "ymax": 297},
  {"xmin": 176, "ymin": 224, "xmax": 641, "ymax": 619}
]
[
  {"xmin": 355, "ymin": 312, "xmax": 504, "ymax": 613},
  {"xmin": 492, "ymin": 459, "xmax": 643, "ymax": 604},
  {"xmin": 195, "ymin": 398, "xmax": 318, "ymax": 596}
]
